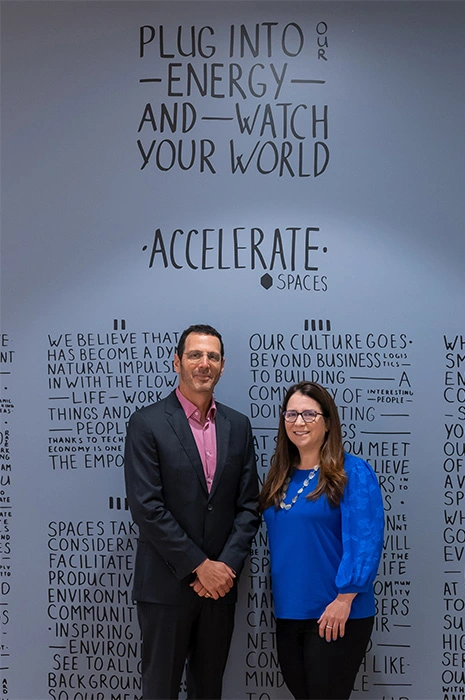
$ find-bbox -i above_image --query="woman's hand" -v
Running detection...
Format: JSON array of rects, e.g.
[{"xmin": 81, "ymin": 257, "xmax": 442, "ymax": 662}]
[{"xmin": 317, "ymin": 593, "xmax": 357, "ymax": 641}]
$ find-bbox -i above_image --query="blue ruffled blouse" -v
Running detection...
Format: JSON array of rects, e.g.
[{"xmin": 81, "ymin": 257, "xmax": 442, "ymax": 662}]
[{"xmin": 263, "ymin": 453, "xmax": 385, "ymax": 619}]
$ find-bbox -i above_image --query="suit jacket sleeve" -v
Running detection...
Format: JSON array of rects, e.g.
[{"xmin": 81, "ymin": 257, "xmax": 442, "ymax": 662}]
[
  {"xmin": 217, "ymin": 416, "xmax": 260, "ymax": 575},
  {"xmin": 124, "ymin": 407, "xmax": 207, "ymax": 581}
]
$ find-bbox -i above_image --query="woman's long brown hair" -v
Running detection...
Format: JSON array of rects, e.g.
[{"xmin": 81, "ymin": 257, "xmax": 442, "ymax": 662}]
[{"xmin": 259, "ymin": 382, "xmax": 347, "ymax": 511}]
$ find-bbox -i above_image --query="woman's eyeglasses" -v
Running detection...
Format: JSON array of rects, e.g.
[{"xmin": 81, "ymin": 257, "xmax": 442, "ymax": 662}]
[{"xmin": 282, "ymin": 410, "xmax": 325, "ymax": 423}]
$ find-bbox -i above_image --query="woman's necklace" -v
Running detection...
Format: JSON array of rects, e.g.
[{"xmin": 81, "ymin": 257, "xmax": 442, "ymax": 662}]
[{"xmin": 279, "ymin": 466, "xmax": 319, "ymax": 511}]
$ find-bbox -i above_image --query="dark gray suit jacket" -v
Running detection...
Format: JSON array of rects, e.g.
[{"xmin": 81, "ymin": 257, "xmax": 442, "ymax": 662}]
[{"xmin": 124, "ymin": 390, "xmax": 260, "ymax": 605}]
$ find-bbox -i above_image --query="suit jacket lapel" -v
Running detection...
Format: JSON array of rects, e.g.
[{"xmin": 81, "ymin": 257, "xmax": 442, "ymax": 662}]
[
  {"xmin": 209, "ymin": 405, "xmax": 230, "ymax": 499},
  {"xmin": 165, "ymin": 391, "xmax": 208, "ymax": 494}
]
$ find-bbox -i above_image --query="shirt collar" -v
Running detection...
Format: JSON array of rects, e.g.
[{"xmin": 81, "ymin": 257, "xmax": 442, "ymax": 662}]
[{"xmin": 176, "ymin": 387, "xmax": 217, "ymax": 422}]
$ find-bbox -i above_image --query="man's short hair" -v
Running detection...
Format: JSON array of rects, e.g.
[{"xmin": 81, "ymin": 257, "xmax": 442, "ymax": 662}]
[{"xmin": 176, "ymin": 324, "xmax": 224, "ymax": 359}]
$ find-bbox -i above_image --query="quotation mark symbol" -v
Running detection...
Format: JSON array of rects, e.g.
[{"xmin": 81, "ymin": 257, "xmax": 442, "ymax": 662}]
[
  {"xmin": 109, "ymin": 497, "xmax": 129, "ymax": 510},
  {"xmin": 114, "ymin": 319, "xmax": 126, "ymax": 330},
  {"xmin": 304, "ymin": 319, "xmax": 331, "ymax": 331}
]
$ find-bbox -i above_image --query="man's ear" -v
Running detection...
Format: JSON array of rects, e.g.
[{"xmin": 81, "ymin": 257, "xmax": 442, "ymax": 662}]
[{"xmin": 173, "ymin": 353, "xmax": 181, "ymax": 374}]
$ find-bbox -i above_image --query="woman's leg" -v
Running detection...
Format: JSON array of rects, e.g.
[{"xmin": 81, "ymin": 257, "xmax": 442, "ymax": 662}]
[
  {"xmin": 277, "ymin": 617, "xmax": 373, "ymax": 699},
  {"xmin": 275, "ymin": 618, "xmax": 309, "ymax": 700},
  {"xmin": 302, "ymin": 617, "xmax": 374, "ymax": 700}
]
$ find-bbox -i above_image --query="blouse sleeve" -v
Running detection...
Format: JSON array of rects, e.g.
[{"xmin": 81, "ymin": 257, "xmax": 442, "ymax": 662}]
[{"xmin": 336, "ymin": 455, "xmax": 385, "ymax": 593}]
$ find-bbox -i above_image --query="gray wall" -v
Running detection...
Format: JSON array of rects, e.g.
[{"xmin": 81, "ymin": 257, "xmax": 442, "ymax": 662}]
[{"xmin": 1, "ymin": 2, "xmax": 465, "ymax": 699}]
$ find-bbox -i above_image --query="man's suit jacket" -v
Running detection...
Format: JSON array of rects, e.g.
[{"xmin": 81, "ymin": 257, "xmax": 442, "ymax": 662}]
[{"xmin": 124, "ymin": 390, "xmax": 260, "ymax": 606}]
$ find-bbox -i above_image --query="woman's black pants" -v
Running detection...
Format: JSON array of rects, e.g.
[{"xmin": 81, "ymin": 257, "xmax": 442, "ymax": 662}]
[{"xmin": 276, "ymin": 617, "xmax": 374, "ymax": 700}]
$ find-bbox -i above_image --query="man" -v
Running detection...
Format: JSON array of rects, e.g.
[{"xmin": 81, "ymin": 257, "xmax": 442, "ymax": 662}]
[{"xmin": 124, "ymin": 324, "xmax": 260, "ymax": 700}]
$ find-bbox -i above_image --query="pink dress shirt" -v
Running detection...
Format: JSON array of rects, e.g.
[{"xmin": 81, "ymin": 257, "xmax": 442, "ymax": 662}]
[{"xmin": 176, "ymin": 388, "xmax": 217, "ymax": 493}]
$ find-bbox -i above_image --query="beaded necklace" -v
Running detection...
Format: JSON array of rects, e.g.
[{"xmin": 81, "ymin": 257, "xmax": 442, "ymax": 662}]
[{"xmin": 279, "ymin": 466, "xmax": 319, "ymax": 511}]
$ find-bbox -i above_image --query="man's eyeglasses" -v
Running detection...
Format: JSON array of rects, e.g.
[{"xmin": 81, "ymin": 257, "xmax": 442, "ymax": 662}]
[{"xmin": 282, "ymin": 410, "xmax": 325, "ymax": 424}]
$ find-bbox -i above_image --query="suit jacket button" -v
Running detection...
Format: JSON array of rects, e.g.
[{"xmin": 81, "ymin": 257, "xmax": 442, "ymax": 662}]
[{"xmin": 207, "ymin": 504, "xmax": 213, "ymax": 511}]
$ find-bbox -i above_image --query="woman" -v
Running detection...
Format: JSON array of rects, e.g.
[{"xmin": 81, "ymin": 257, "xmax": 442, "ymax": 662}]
[{"xmin": 260, "ymin": 382, "xmax": 384, "ymax": 700}]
